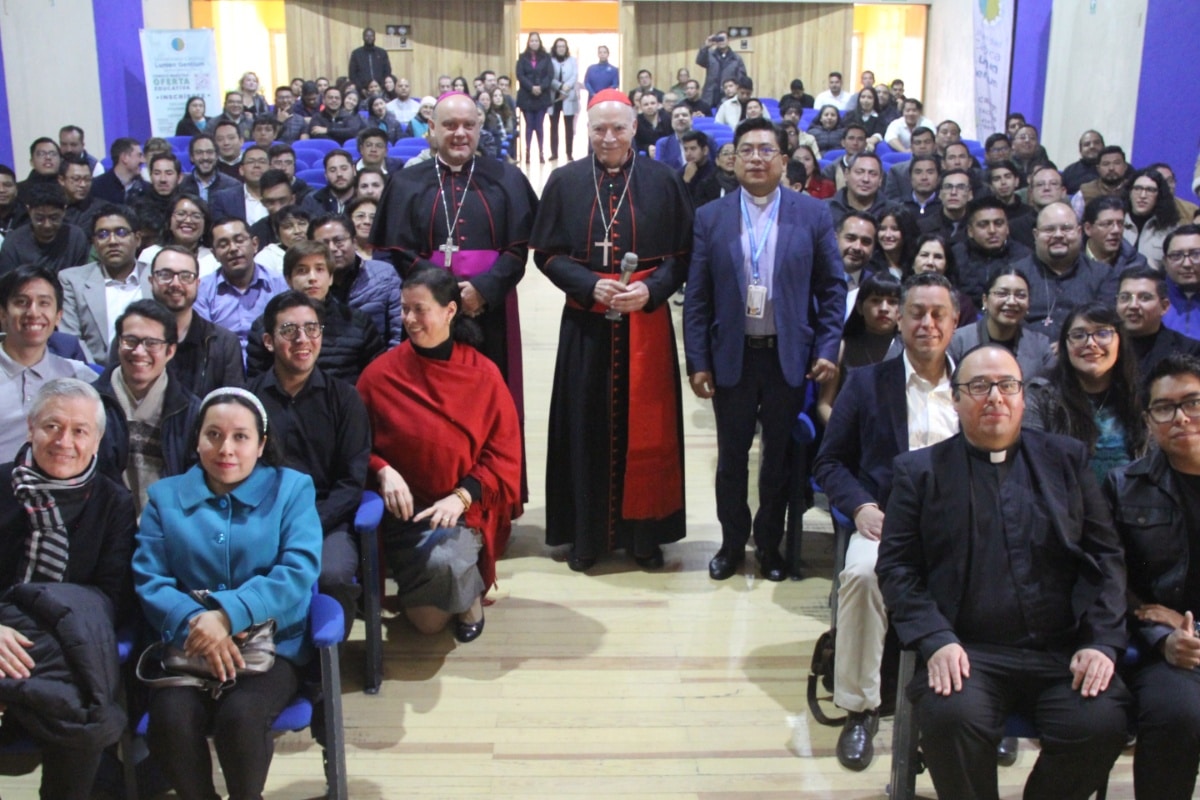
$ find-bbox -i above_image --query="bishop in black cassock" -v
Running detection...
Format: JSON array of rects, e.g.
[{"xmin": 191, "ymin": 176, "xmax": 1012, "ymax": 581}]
[{"xmin": 530, "ymin": 90, "xmax": 694, "ymax": 570}]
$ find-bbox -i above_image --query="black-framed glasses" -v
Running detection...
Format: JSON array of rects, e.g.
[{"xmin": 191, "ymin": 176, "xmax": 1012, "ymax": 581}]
[
  {"xmin": 953, "ymin": 378, "xmax": 1024, "ymax": 397},
  {"xmin": 94, "ymin": 227, "xmax": 133, "ymax": 241},
  {"xmin": 735, "ymin": 145, "xmax": 779, "ymax": 159},
  {"xmin": 1065, "ymin": 328, "xmax": 1116, "ymax": 347},
  {"xmin": 1147, "ymin": 397, "xmax": 1200, "ymax": 424},
  {"xmin": 152, "ymin": 269, "xmax": 198, "ymax": 285},
  {"xmin": 118, "ymin": 335, "xmax": 168, "ymax": 353},
  {"xmin": 275, "ymin": 322, "xmax": 324, "ymax": 342},
  {"xmin": 1165, "ymin": 249, "xmax": 1200, "ymax": 267}
]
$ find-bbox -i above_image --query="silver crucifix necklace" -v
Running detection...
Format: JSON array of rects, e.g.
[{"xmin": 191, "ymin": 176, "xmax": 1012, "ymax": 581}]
[
  {"xmin": 433, "ymin": 157, "xmax": 476, "ymax": 268},
  {"xmin": 592, "ymin": 158, "xmax": 634, "ymax": 269}
]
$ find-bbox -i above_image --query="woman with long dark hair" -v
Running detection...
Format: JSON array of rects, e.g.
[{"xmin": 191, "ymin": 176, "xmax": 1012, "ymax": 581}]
[
  {"xmin": 1123, "ymin": 167, "xmax": 1181, "ymax": 269},
  {"xmin": 910, "ymin": 232, "xmax": 979, "ymax": 327},
  {"xmin": 870, "ymin": 205, "xmax": 920, "ymax": 278},
  {"xmin": 808, "ymin": 104, "xmax": 844, "ymax": 153},
  {"xmin": 515, "ymin": 32, "xmax": 554, "ymax": 165},
  {"xmin": 548, "ymin": 37, "xmax": 579, "ymax": 162},
  {"xmin": 816, "ymin": 273, "xmax": 902, "ymax": 424},
  {"xmin": 1024, "ymin": 302, "xmax": 1147, "ymax": 482},
  {"xmin": 366, "ymin": 94, "xmax": 406, "ymax": 143},
  {"xmin": 841, "ymin": 86, "xmax": 885, "ymax": 144},
  {"xmin": 356, "ymin": 268, "xmax": 522, "ymax": 643},
  {"xmin": 948, "ymin": 266, "xmax": 1056, "ymax": 382},
  {"xmin": 175, "ymin": 96, "xmax": 210, "ymax": 137}
]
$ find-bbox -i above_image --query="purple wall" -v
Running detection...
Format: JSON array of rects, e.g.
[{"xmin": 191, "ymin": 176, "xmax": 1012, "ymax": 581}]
[
  {"xmin": 1133, "ymin": 0, "xmax": 1200, "ymax": 204},
  {"xmin": 0, "ymin": 32, "xmax": 13, "ymax": 167},
  {"xmin": 1008, "ymin": 0, "xmax": 1052, "ymax": 131},
  {"xmin": 93, "ymin": 0, "xmax": 152, "ymax": 150}
]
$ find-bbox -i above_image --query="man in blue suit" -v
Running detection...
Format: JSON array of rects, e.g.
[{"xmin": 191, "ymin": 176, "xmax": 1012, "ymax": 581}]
[
  {"xmin": 654, "ymin": 106, "xmax": 694, "ymax": 170},
  {"xmin": 684, "ymin": 117, "xmax": 846, "ymax": 583},
  {"xmin": 812, "ymin": 271, "xmax": 960, "ymax": 771}
]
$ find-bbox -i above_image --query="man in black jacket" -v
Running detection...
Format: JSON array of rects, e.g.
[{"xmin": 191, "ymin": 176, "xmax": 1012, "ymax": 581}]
[
  {"xmin": 878, "ymin": 345, "xmax": 1130, "ymax": 800},
  {"xmin": 348, "ymin": 28, "xmax": 391, "ymax": 94},
  {"xmin": 1106, "ymin": 354, "xmax": 1200, "ymax": 799}
]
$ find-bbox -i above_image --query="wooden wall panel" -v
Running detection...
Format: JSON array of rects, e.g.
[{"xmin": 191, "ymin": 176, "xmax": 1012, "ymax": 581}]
[
  {"xmin": 621, "ymin": 1, "xmax": 853, "ymax": 103},
  {"xmin": 285, "ymin": 0, "xmax": 518, "ymax": 97}
]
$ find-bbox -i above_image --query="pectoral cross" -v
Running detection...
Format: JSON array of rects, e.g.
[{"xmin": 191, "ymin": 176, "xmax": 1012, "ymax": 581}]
[
  {"xmin": 439, "ymin": 236, "xmax": 460, "ymax": 268},
  {"xmin": 594, "ymin": 237, "xmax": 613, "ymax": 268}
]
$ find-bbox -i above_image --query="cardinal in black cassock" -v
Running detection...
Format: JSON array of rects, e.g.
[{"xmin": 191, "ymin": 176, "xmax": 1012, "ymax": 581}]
[{"xmin": 531, "ymin": 89, "xmax": 695, "ymax": 570}]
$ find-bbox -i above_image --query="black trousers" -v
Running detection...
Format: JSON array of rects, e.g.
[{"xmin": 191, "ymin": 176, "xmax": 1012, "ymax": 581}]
[
  {"xmin": 0, "ymin": 716, "xmax": 104, "ymax": 800},
  {"xmin": 148, "ymin": 658, "xmax": 301, "ymax": 800},
  {"xmin": 1130, "ymin": 658, "xmax": 1200, "ymax": 799},
  {"xmin": 549, "ymin": 101, "xmax": 574, "ymax": 158},
  {"xmin": 912, "ymin": 644, "xmax": 1130, "ymax": 800},
  {"xmin": 321, "ymin": 524, "xmax": 361, "ymax": 637},
  {"xmin": 711, "ymin": 345, "xmax": 806, "ymax": 555}
]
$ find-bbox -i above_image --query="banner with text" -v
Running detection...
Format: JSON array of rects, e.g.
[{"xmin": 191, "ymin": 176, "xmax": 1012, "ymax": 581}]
[
  {"xmin": 973, "ymin": 0, "xmax": 1016, "ymax": 137},
  {"xmin": 139, "ymin": 29, "xmax": 219, "ymax": 138}
]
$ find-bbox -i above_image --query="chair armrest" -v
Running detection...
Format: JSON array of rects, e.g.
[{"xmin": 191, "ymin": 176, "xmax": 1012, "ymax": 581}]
[
  {"xmin": 355, "ymin": 491, "xmax": 384, "ymax": 534},
  {"xmin": 793, "ymin": 412, "xmax": 817, "ymax": 446},
  {"xmin": 309, "ymin": 593, "xmax": 345, "ymax": 647}
]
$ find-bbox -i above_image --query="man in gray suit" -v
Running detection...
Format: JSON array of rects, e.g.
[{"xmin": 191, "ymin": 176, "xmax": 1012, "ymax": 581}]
[{"xmin": 58, "ymin": 204, "xmax": 152, "ymax": 364}]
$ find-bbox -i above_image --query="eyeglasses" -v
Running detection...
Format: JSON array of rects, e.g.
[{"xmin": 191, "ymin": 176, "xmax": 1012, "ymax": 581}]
[
  {"xmin": 94, "ymin": 227, "xmax": 133, "ymax": 241},
  {"xmin": 172, "ymin": 211, "xmax": 205, "ymax": 223},
  {"xmin": 953, "ymin": 378, "xmax": 1024, "ymax": 397},
  {"xmin": 1117, "ymin": 291, "xmax": 1159, "ymax": 304},
  {"xmin": 275, "ymin": 322, "xmax": 324, "ymax": 341},
  {"xmin": 988, "ymin": 289, "xmax": 1029, "ymax": 301},
  {"xmin": 152, "ymin": 269, "xmax": 198, "ymax": 285},
  {"xmin": 941, "ymin": 183, "xmax": 970, "ymax": 194},
  {"xmin": 1065, "ymin": 327, "xmax": 1117, "ymax": 346},
  {"xmin": 1165, "ymin": 249, "xmax": 1200, "ymax": 266},
  {"xmin": 33, "ymin": 150, "xmax": 59, "ymax": 159},
  {"xmin": 1130, "ymin": 185, "xmax": 1158, "ymax": 195},
  {"xmin": 1147, "ymin": 397, "xmax": 1200, "ymax": 424},
  {"xmin": 735, "ymin": 145, "xmax": 779, "ymax": 159},
  {"xmin": 1037, "ymin": 224, "xmax": 1079, "ymax": 236},
  {"xmin": 118, "ymin": 335, "xmax": 169, "ymax": 353}
]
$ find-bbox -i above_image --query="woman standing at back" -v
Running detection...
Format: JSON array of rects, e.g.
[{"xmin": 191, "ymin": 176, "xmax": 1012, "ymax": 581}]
[
  {"xmin": 515, "ymin": 32, "xmax": 554, "ymax": 165},
  {"xmin": 547, "ymin": 37, "xmax": 579, "ymax": 162}
]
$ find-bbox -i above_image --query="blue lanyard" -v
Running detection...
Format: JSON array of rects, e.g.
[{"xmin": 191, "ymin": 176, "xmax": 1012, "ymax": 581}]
[{"xmin": 740, "ymin": 191, "xmax": 779, "ymax": 285}]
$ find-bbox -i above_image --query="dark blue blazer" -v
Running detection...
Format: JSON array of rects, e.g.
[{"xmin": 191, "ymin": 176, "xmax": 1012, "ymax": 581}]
[
  {"xmin": 208, "ymin": 186, "xmax": 248, "ymax": 223},
  {"xmin": 655, "ymin": 134, "xmax": 685, "ymax": 170},
  {"xmin": 684, "ymin": 187, "xmax": 846, "ymax": 389},
  {"xmin": 812, "ymin": 355, "xmax": 909, "ymax": 517}
]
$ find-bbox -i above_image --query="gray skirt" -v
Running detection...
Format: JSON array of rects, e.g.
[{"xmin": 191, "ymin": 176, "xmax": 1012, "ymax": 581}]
[{"xmin": 382, "ymin": 518, "xmax": 484, "ymax": 614}]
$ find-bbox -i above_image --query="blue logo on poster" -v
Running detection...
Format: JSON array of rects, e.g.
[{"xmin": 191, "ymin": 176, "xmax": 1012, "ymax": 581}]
[{"xmin": 171, "ymin": 38, "xmax": 185, "ymax": 51}]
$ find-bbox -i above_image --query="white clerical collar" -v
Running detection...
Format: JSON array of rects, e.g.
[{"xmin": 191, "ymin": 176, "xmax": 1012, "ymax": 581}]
[{"xmin": 740, "ymin": 187, "xmax": 779, "ymax": 207}]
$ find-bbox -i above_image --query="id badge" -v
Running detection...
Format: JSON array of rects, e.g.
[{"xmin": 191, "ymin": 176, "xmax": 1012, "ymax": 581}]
[{"xmin": 746, "ymin": 284, "xmax": 766, "ymax": 319}]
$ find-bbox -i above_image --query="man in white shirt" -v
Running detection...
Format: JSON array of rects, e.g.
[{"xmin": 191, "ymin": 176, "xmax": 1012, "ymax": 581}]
[
  {"xmin": 813, "ymin": 272, "xmax": 960, "ymax": 772},
  {"xmin": 0, "ymin": 265, "xmax": 96, "ymax": 461},
  {"xmin": 58, "ymin": 205, "xmax": 152, "ymax": 364},
  {"xmin": 884, "ymin": 98, "xmax": 936, "ymax": 152},
  {"xmin": 386, "ymin": 77, "xmax": 422, "ymax": 125},
  {"xmin": 813, "ymin": 71, "xmax": 853, "ymax": 112}
]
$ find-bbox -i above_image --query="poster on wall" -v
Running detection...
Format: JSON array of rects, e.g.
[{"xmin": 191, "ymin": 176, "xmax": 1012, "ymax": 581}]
[
  {"xmin": 972, "ymin": 0, "xmax": 1015, "ymax": 137},
  {"xmin": 139, "ymin": 29, "xmax": 220, "ymax": 138}
]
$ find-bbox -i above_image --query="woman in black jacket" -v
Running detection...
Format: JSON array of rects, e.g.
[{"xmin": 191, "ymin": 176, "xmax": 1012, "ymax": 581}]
[
  {"xmin": 515, "ymin": 32, "xmax": 554, "ymax": 165},
  {"xmin": 175, "ymin": 96, "xmax": 210, "ymax": 137}
]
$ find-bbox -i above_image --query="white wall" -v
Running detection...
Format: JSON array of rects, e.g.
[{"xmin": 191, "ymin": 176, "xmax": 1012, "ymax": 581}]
[
  {"xmin": 1041, "ymin": 0, "xmax": 1147, "ymax": 166},
  {"xmin": 142, "ymin": 0, "xmax": 192, "ymax": 30},
  {"xmin": 0, "ymin": 0, "xmax": 105, "ymax": 173},
  {"xmin": 922, "ymin": 0, "xmax": 976, "ymax": 140}
]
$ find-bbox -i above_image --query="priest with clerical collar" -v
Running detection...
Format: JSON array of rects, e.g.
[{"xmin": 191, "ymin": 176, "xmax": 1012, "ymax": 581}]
[
  {"xmin": 530, "ymin": 88, "xmax": 694, "ymax": 573},
  {"xmin": 877, "ymin": 344, "xmax": 1130, "ymax": 800}
]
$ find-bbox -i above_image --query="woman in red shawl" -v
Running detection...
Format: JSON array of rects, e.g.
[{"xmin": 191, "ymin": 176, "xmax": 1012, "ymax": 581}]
[{"xmin": 357, "ymin": 267, "xmax": 521, "ymax": 642}]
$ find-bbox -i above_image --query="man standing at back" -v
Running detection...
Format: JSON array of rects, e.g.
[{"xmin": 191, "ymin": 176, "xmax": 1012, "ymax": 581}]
[
  {"xmin": 813, "ymin": 272, "xmax": 960, "ymax": 771},
  {"xmin": 695, "ymin": 31, "xmax": 746, "ymax": 112},
  {"xmin": 685, "ymin": 117, "xmax": 845, "ymax": 582},
  {"xmin": 530, "ymin": 89, "xmax": 693, "ymax": 572},
  {"xmin": 584, "ymin": 46, "xmax": 620, "ymax": 101},
  {"xmin": 348, "ymin": 28, "xmax": 391, "ymax": 95}
]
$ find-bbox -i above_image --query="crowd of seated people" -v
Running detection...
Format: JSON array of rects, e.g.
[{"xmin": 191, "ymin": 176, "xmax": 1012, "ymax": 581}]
[{"xmin": 0, "ymin": 27, "xmax": 1199, "ymax": 798}]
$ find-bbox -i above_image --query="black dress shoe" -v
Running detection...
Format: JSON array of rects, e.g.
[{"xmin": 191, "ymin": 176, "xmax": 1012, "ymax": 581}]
[
  {"xmin": 708, "ymin": 548, "xmax": 745, "ymax": 580},
  {"xmin": 453, "ymin": 612, "xmax": 485, "ymax": 643},
  {"xmin": 634, "ymin": 546, "xmax": 664, "ymax": 569},
  {"xmin": 996, "ymin": 735, "xmax": 1018, "ymax": 767},
  {"xmin": 755, "ymin": 548, "xmax": 787, "ymax": 582},
  {"xmin": 567, "ymin": 550, "xmax": 596, "ymax": 572},
  {"xmin": 836, "ymin": 709, "xmax": 879, "ymax": 771}
]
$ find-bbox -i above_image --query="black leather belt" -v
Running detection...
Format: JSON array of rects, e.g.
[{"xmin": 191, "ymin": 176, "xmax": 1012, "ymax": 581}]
[{"xmin": 745, "ymin": 335, "xmax": 777, "ymax": 349}]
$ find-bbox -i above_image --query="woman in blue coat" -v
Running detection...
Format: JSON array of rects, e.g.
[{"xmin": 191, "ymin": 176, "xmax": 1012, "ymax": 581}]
[{"xmin": 132, "ymin": 387, "xmax": 321, "ymax": 800}]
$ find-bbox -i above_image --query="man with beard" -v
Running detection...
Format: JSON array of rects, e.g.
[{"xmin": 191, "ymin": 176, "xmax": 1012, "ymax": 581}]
[
  {"xmin": 655, "ymin": 105, "xmax": 694, "ymax": 169},
  {"xmin": 530, "ymin": 89, "xmax": 693, "ymax": 572},
  {"xmin": 836, "ymin": 211, "xmax": 877, "ymax": 291},
  {"xmin": 348, "ymin": 27, "xmax": 391, "ymax": 96},
  {"xmin": 311, "ymin": 150, "xmax": 357, "ymax": 214},
  {"xmin": 680, "ymin": 79, "xmax": 709, "ymax": 117},
  {"xmin": 1062, "ymin": 130, "xmax": 1105, "ymax": 194},
  {"xmin": 371, "ymin": 91, "xmax": 537, "ymax": 466},
  {"xmin": 633, "ymin": 92, "xmax": 671, "ymax": 155},
  {"xmin": 179, "ymin": 134, "xmax": 238, "ymax": 202},
  {"xmin": 1073, "ymin": 145, "xmax": 1128, "ymax": 217}
]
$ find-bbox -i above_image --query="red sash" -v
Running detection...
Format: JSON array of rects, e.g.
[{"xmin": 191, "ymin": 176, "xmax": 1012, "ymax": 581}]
[{"xmin": 566, "ymin": 267, "xmax": 684, "ymax": 520}]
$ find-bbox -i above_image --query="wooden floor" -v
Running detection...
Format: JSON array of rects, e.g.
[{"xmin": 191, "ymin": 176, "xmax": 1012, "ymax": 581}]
[{"xmin": 3, "ymin": 160, "xmax": 1135, "ymax": 799}]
